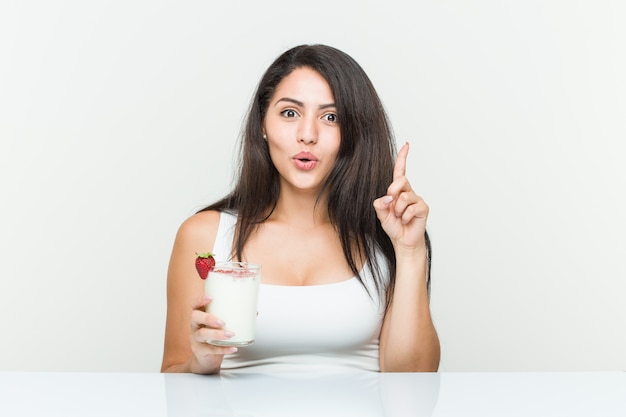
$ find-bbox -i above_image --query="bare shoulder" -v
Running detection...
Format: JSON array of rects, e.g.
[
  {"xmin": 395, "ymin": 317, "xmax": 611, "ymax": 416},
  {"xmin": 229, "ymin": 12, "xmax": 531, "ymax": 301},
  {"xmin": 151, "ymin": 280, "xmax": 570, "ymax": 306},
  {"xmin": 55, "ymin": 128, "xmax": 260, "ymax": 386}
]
[
  {"xmin": 163, "ymin": 210, "xmax": 222, "ymax": 372},
  {"xmin": 167, "ymin": 209, "xmax": 221, "ymax": 288},
  {"xmin": 175, "ymin": 210, "xmax": 221, "ymax": 250}
]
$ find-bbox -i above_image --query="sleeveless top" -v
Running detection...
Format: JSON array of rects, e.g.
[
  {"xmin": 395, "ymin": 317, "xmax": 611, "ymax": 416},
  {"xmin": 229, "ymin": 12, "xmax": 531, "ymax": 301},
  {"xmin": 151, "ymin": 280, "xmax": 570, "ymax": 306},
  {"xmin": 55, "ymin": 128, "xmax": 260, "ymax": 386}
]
[{"xmin": 212, "ymin": 211, "xmax": 389, "ymax": 374}]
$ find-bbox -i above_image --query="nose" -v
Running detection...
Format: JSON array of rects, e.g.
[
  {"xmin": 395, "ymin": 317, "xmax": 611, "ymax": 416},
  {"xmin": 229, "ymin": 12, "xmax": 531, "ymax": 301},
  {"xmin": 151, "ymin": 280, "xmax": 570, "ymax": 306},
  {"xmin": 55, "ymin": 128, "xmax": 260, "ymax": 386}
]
[{"xmin": 297, "ymin": 117, "xmax": 318, "ymax": 144}]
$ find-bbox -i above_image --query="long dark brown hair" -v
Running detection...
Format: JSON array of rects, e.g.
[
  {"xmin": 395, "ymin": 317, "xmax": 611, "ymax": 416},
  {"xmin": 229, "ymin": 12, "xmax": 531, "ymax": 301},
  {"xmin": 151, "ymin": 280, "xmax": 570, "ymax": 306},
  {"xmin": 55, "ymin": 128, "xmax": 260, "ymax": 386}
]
[{"xmin": 200, "ymin": 44, "xmax": 431, "ymax": 304}]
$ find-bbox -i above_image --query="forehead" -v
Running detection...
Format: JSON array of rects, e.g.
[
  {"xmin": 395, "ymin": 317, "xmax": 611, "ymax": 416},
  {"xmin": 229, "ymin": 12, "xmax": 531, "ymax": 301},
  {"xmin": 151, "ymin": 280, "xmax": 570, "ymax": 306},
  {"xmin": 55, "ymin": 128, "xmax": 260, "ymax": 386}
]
[{"xmin": 271, "ymin": 67, "xmax": 334, "ymax": 102}]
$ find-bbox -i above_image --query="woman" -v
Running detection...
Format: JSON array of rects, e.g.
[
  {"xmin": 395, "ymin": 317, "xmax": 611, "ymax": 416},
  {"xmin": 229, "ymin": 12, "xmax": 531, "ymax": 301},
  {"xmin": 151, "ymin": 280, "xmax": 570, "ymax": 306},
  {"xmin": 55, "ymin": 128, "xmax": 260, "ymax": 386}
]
[{"xmin": 161, "ymin": 44, "xmax": 440, "ymax": 374}]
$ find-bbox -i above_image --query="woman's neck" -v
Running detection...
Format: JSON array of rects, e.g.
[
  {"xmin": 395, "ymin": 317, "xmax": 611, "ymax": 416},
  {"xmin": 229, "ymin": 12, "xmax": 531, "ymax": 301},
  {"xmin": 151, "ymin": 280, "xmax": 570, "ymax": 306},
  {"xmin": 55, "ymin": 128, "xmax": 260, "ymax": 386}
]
[{"xmin": 270, "ymin": 189, "xmax": 331, "ymax": 228}]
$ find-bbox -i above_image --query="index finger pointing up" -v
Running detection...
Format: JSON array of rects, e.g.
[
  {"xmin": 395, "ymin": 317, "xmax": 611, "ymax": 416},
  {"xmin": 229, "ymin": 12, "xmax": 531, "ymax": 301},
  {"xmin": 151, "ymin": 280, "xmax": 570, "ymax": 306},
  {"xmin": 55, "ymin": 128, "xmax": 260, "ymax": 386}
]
[{"xmin": 393, "ymin": 142, "xmax": 409, "ymax": 180}]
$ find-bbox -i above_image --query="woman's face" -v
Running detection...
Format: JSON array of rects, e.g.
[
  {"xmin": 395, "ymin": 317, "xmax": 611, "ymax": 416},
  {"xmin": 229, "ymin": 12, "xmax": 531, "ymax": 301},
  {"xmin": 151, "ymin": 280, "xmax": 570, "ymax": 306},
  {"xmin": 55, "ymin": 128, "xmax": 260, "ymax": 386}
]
[{"xmin": 263, "ymin": 67, "xmax": 340, "ymax": 196}]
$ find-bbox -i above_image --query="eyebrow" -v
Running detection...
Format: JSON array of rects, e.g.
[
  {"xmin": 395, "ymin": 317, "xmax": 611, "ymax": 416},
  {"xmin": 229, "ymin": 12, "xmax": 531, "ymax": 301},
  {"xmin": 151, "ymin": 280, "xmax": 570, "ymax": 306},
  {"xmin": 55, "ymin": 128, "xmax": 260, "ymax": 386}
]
[{"xmin": 274, "ymin": 97, "xmax": 336, "ymax": 110}]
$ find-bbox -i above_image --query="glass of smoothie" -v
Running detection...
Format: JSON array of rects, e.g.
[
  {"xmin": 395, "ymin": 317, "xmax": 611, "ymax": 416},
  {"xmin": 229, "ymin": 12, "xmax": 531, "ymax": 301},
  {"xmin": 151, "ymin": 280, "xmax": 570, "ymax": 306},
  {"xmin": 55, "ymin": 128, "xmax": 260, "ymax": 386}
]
[{"xmin": 204, "ymin": 261, "xmax": 261, "ymax": 347}]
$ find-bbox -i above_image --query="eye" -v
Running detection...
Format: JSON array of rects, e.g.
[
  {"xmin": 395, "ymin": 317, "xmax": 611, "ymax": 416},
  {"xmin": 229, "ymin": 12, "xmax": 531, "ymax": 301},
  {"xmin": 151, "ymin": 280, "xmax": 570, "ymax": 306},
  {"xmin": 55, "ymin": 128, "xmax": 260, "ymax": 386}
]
[
  {"xmin": 281, "ymin": 109, "xmax": 299, "ymax": 118},
  {"xmin": 322, "ymin": 113, "xmax": 338, "ymax": 123}
]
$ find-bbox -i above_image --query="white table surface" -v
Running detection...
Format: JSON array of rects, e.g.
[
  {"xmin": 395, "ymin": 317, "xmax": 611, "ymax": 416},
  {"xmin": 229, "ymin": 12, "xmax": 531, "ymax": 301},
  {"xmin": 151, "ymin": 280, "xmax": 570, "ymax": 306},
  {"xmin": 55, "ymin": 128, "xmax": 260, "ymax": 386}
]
[{"xmin": 0, "ymin": 371, "xmax": 624, "ymax": 416}]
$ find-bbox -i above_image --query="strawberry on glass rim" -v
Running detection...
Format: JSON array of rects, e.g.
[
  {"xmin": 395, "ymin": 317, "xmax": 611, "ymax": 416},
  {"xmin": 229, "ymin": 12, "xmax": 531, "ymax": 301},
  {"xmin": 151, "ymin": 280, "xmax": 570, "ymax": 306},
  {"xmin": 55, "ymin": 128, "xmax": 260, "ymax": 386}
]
[{"xmin": 194, "ymin": 252, "xmax": 215, "ymax": 280}]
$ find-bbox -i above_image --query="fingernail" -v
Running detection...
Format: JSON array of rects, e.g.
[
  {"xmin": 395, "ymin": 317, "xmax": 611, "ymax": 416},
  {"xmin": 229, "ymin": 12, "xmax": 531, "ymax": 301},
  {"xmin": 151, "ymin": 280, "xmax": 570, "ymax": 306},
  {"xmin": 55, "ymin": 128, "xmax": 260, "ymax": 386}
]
[
  {"xmin": 224, "ymin": 331, "xmax": 235, "ymax": 338},
  {"xmin": 216, "ymin": 320, "xmax": 225, "ymax": 327},
  {"xmin": 227, "ymin": 347, "xmax": 238, "ymax": 354},
  {"xmin": 382, "ymin": 196, "xmax": 393, "ymax": 205}
]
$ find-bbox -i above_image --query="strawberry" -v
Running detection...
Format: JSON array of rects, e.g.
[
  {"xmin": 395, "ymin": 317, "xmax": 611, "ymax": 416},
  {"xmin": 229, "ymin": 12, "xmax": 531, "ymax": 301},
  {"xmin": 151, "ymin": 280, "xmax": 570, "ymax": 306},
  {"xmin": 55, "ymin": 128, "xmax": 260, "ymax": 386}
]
[{"xmin": 194, "ymin": 252, "xmax": 215, "ymax": 280}]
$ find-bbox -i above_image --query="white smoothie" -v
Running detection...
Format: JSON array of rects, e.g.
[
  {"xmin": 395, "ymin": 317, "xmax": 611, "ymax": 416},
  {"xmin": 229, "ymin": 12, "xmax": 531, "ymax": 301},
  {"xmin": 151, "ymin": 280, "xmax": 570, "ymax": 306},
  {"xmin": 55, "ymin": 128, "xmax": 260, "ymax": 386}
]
[{"xmin": 204, "ymin": 262, "xmax": 261, "ymax": 346}]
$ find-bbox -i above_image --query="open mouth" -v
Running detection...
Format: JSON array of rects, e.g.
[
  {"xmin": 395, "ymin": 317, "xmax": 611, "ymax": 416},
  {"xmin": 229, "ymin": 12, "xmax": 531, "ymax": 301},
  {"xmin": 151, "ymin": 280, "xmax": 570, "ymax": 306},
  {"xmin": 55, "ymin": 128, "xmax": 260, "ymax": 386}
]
[
  {"xmin": 293, "ymin": 151, "xmax": 318, "ymax": 170},
  {"xmin": 293, "ymin": 159, "xmax": 317, "ymax": 170}
]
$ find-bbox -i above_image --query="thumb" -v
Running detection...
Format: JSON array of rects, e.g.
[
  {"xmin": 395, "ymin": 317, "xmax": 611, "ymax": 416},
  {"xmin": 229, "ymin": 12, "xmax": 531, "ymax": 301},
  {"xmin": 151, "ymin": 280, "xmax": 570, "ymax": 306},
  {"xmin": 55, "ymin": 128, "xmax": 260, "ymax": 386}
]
[
  {"xmin": 192, "ymin": 295, "xmax": 212, "ymax": 311},
  {"xmin": 373, "ymin": 195, "xmax": 394, "ymax": 219}
]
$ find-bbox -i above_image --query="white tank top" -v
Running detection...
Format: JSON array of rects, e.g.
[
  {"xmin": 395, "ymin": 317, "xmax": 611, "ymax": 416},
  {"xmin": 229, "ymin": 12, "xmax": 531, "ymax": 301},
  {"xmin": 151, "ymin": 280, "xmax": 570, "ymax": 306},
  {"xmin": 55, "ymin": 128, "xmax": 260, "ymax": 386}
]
[{"xmin": 212, "ymin": 211, "xmax": 388, "ymax": 374}]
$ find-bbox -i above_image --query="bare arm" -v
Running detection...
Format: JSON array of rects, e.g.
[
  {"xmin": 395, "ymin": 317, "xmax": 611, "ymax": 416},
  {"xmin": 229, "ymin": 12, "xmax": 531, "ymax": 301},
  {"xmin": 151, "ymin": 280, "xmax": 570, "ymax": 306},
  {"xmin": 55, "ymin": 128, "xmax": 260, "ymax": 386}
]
[
  {"xmin": 161, "ymin": 210, "xmax": 236, "ymax": 374},
  {"xmin": 373, "ymin": 143, "xmax": 440, "ymax": 372},
  {"xmin": 378, "ymin": 246, "xmax": 440, "ymax": 371}
]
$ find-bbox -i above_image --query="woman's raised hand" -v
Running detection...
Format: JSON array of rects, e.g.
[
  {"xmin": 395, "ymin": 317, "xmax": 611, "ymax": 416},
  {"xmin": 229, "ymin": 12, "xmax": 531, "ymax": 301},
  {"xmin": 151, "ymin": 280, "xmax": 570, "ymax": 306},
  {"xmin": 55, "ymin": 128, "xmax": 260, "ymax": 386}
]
[{"xmin": 373, "ymin": 142, "xmax": 429, "ymax": 252}]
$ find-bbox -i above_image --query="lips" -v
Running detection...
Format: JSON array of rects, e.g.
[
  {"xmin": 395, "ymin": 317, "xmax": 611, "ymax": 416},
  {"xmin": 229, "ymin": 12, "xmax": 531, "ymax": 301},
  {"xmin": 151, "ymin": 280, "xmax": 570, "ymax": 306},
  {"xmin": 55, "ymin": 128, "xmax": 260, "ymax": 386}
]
[{"xmin": 292, "ymin": 151, "xmax": 319, "ymax": 171}]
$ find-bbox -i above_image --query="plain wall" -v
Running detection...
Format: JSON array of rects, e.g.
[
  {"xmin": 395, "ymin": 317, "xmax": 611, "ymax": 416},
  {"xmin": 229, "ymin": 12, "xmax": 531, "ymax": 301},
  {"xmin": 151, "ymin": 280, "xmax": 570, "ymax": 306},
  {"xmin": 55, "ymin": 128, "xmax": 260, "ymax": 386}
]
[{"xmin": 1, "ymin": 0, "xmax": 624, "ymax": 372}]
